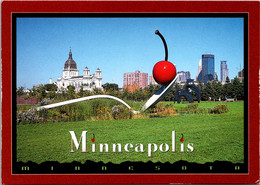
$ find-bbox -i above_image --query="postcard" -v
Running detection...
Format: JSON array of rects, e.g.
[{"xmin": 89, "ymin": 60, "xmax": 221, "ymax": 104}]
[{"xmin": 1, "ymin": 1, "xmax": 259, "ymax": 184}]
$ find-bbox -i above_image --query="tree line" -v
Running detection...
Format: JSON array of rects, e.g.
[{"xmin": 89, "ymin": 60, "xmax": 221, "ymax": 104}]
[{"xmin": 16, "ymin": 77, "xmax": 244, "ymax": 103}]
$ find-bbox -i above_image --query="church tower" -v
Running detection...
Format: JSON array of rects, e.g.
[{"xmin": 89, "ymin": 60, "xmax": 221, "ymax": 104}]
[
  {"xmin": 83, "ymin": 67, "xmax": 90, "ymax": 76},
  {"xmin": 62, "ymin": 49, "xmax": 79, "ymax": 79},
  {"xmin": 95, "ymin": 68, "xmax": 102, "ymax": 88}
]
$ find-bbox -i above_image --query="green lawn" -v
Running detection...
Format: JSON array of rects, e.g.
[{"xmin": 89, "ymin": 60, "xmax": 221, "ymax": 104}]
[{"xmin": 17, "ymin": 101, "xmax": 244, "ymax": 164}]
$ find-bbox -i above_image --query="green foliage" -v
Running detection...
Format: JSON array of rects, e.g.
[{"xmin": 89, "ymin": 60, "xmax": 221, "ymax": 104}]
[
  {"xmin": 178, "ymin": 102, "xmax": 229, "ymax": 115},
  {"xmin": 209, "ymin": 104, "xmax": 229, "ymax": 114},
  {"xmin": 102, "ymin": 83, "xmax": 119, "ymax": 91},
  {"xmin": 19, "ymin": 77, "xmax": 244, "ymax": 105},
  {"xmin": 16, "ymin": 107, "xmax": 44, "ymax": 124},
  {"xmin": 180, "ymin": 103, "xmax": 208, "ymax": 114},
  {"xmin": 17, "ymin": 86, "xmax": 26, "ymax": 96},
  {"xmin": 78, "ymin": 86, "xmax": 84, "ymax": 97},
  {"xmin": 45, "ymin": 84, "xmax": 58, "ymax": 91},
  {"xmin": 148, "ymin": 102, "xmax": 176, "ymax": 117},
  {"xmin": 231, "ymin": 77, "xmax": 244, "ymax": 100},
  {"xmin": 226, "ymin": 76, "xmax": 230, "ymax": 83},
  {"xmin": 67, "ymin": 85, "xmax": 76, "ymax": 99},
  {"xmin": 28, "ymin": 85, "xmax": 47, "ymax": 101},
  {"xmin": 111, "ymin": 105, "xmax": 132, "ymax": 120},
  {"xmin": 17, "ymin": 100, "xmax": 233, "ymax": 124}
]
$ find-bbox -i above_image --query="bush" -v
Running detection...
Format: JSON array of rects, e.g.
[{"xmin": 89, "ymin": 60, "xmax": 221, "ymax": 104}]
[
  {"xmin": 209, "ymin": 104, "xmax": 229, "ymax": 114},
  {"xmin": 93, "ymin": 106, "xmax": 113, "ymax": 121},
  {"xmin": 39, "ymin": 98, "xmax": 53, "ymax": 106},
  {"xmin": 148, "ymin": 102, "xmax": 176, "ymax": 117},
  {"xmin": 179, "ymin": 103, "xmax": 228, "ymax": 115},
  {"xmin": 16, "ymin": 107, "xmax": 44, "ymax": 124},
  {"xmin": 91, "ymin": 105, "xmax": 133, "ymax": 121},
  {"xmin": 179, "ymin": 103, "xmax": 204, "ymax": 114},
  {"xmin": 111, "ymin": 105, "xmax": 132, "ymax": 120}
]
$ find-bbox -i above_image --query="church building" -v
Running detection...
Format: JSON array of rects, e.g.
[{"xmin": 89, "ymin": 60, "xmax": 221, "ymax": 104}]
[{"xmin": 53, "ymin": 49, "xmax": 102, "ymax": 92}]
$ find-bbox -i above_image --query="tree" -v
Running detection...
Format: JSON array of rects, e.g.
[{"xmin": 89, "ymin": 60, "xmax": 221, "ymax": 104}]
[
  {"xmin": 78, "ymin": 86, "xmax": 84, "ymax": 97},
  {"xmin": 145, "ymin": 84, "xmax": 161, "ymax": 98},
  {"xmin": 231, "ymin": 77, "xmax": 244, "ymax": 100},
  {"xmin": 45, "ymin": 84, "xmax": 58, "ymax": 91},
  {"xmin": 204, "ymin": 82, "xmax": 213, "ymax": 100},
  {"xmin": 93, "ymin": 88, "xmax": 104, "ymax": 95},
  {"xmin": 17, "ymin": 86, "xmax": 26, "ymax": 96},
  {"xmin": 142, "ymin": 89, "xmax": 150, "ymax": 101},
  {"xmin": 210, "ymin": 80, "xmax": 222, "ymax": 100},
  {"xmin": 225, "ymin": 76, "xmax": 230, "ymax": 83},
  {"xmin": 35, "ymin": 84, "xmax": 47, "ymax": 101},
  {"xmin": 133, "ymin": 89, "xmax": 142, "ymax": 101},
  {"xmin": 67, "ymin": 85, "xmax": 76, "ymax": 99},
  {"xmin": 196, "ymin": 81, "xmax": 207, "ymax": 101},
  {"xmin": 122, "ymin": 89, "xmax": 130, "ymax": 100},
  {"xmin": 223, "ymin": 82, "xmax": 233, "ymax": 98},
  {"xmin": 164, "ymin": 88, "xmax": 175, "ymax": 101},
  {"xmin": 45, "ymin": 84, "xmax": 58, "ymax": 99},
  {"xmin": 102, "ymin": 83, "xmax": 119, "ymax": 92}
]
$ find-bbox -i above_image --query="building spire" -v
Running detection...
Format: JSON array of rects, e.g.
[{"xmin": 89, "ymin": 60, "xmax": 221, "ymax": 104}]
[{"xmin": 69, "ymin": 47, "xmax": 72, "ymax": 59}]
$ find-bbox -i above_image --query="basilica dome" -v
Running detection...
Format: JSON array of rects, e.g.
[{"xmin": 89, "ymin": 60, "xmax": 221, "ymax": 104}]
[{"xmin": 64, "ymin": 49, "xmax": 77, "ymax": 69}]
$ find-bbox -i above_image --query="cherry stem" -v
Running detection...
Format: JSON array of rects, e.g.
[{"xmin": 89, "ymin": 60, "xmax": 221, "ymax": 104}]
[{"xmin": 155, "ymin": 30, "xmax": 168, "ymax": 61}]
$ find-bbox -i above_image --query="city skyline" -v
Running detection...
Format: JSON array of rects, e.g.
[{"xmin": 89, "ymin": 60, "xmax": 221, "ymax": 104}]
[{"xmin": 17, "ymin": 17, "xmax": 244, "ymax": 89}]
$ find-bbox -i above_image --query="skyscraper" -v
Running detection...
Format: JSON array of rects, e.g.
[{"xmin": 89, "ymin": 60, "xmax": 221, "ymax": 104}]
[
  {"xmin": 201, "ymin": 54, "xmax": 215, "ymax": 84},
  {"xmin": 196, "ymin": 59, "xmax": 202, "ymax": 81},
  {"xmin": 177, "ymin": 71, "xmax": 191, "ymax": 83},
  {"xmin": 220, "ymin": 61, "xmax": 229, "ymax": 84},
  {"xmin": 214, "ymin": 72, "xmax": 218, "ymax": 81}
]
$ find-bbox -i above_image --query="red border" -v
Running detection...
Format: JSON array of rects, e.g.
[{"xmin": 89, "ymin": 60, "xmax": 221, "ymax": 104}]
[{"xmin": 2, "ymin": 1, "xmax": 259, "ymax": 184}]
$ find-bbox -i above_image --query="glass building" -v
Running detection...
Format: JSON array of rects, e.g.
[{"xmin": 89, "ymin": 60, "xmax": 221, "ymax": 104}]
[
  {"xmin": 177, "ymin": 71, "xmax": 191, "ymax": 83},
  {"xmin": 196, "ymin": 59, "xmax": 202, "ymax": 81},
  {"xmin": 202, "ymin": 54, "xmax": 215, "ymax": 84},
  {"xmin": 220, "ymin": 61, "xmax": 229, "ymax": 84}
]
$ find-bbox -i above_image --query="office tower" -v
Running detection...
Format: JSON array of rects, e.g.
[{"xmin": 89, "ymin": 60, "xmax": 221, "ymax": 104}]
[
  {"xmin": 177, "ymin": 71, "xmax": 191, "ymax": 83},
  {"xmin": 201, "ymin": 54, "xmax": 215, "ymax": 84},
  {"xmin": 220, "ymin": 61, "xmax": 229, "ymax": 84},
  {"xmin": 196, "ymin": 59, "xmax": 202, "ymax": 81}
]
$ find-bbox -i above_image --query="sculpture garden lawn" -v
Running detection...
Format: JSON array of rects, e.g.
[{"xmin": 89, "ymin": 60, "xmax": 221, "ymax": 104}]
[{"xmin": 17, "ymin": 101, "xmax": 244, "ymax": 164}]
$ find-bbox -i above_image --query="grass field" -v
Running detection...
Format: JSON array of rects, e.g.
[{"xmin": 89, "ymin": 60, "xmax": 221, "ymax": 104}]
[{"xmin": 17, "ymin": 101, "xmax": 244, "ymax": 164}]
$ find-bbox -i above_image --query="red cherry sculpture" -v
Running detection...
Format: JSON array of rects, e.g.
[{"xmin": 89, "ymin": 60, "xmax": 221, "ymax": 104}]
[
  {"xmin": 153, "ymin": 30, "xmax": 177, "ymax": 86},
  {"xmin": 153, "ymin": 61, "xmax": 176, "ymax": 85}
]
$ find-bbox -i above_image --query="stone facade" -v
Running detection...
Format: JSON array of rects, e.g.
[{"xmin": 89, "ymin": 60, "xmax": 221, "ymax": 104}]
[{"xmin": 54, "ymin": 50, "xmax": 102, "ymax": 92}]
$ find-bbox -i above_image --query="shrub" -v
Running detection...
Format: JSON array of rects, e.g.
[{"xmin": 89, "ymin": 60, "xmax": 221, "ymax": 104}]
[
  {"xmin": 92, "ymin": 105, "xmax": 133, "ymax": 121},
  {"xmin": 179, "ymin": 103, "xmax": 228, "ymax": 115},
  {"xmin": 179, "ymin": 103, "xmax": 209, "ymax": 114},
  {"xmin": 209, "ymin": 104, "xmax": 229, "ymax": 114},
  {"xmin": 148, "ymin": 102, "xmax": 176, "ymax": 117},
  {"xmin": 39, "ymin": 98, "xmax": 53, "ymax": 106},
  {"xmin": 111, "ymin": 105, "xmax": 133, "ymax": 120},
  {"xmin": 16, "ymin": 107, "xmax": 44, "ymax": 124},
  {"xmin": 92, "ymin": 106, "xmax": 113, "ymax": 121}
]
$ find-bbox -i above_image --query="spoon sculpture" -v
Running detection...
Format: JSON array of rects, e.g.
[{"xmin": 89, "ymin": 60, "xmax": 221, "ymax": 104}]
[{"xmin": 37, "ymin": 30, "xmax": 178, "ymax": 114}]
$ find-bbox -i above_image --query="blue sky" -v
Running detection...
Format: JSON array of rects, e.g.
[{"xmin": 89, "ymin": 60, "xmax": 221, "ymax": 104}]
[{"xmin": 17, "ymin": 17, "xmax": 244, "ymax": 88}]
